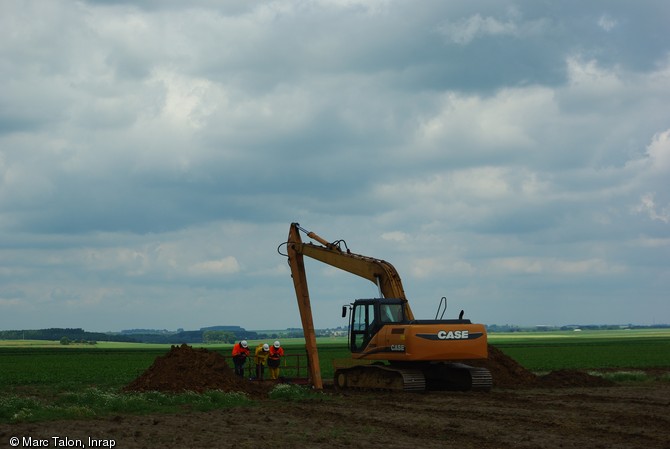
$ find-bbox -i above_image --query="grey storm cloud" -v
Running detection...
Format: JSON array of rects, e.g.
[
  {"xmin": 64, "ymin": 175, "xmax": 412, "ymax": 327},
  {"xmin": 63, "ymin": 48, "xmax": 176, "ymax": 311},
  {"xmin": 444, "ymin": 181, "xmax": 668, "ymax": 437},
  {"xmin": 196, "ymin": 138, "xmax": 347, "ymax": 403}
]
[{"xmin": 0, "ymin": 0, "xmax": 668, "ymax": 331}]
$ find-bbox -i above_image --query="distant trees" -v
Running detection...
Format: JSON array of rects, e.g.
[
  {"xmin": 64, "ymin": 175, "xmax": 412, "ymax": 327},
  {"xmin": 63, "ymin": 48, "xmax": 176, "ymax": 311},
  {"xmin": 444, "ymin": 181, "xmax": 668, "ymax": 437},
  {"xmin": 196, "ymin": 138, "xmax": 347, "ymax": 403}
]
[
  {"xmin": 0, "ymin": 326, "xmax": 259, "ymax": 344},
  {"xmin": 203, "ymin": 330, "xmax": 236, "ymax": 344},
  {"xmin": 0, "ymin": 328, "xmax": 130, "ymax": 343},
  {"xmin": 58, "ymin": 336, "xmax": 96, "ymax": 345}
]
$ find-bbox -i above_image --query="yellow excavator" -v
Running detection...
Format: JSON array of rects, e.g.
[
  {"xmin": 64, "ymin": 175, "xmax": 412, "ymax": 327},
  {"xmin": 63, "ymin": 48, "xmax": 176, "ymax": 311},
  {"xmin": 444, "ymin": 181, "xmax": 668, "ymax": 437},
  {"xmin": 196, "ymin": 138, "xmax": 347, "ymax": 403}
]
[{"xmin": 282, "ymin": 222, "xmax": 492, "ymax": 392}]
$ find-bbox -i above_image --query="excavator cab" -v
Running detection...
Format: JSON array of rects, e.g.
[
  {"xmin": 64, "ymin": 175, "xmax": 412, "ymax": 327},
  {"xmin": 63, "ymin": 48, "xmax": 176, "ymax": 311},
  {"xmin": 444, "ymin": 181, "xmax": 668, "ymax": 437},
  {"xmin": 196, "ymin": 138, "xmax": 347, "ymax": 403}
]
[{"xmin": 347, "ymin": 298, "xmax": 406, "ymax": 352}]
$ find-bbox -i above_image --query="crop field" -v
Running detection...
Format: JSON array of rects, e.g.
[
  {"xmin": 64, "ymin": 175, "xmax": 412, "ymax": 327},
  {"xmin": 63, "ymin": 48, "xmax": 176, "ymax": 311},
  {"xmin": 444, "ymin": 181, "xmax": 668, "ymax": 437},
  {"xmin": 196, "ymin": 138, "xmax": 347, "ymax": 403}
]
[
  {"xmin": 488, "ymin": 328, "xmax": 670, "ymax": 371},
  {"xmin": 1, "ymin": 329, "xmax": 670, "ymax": 394}
]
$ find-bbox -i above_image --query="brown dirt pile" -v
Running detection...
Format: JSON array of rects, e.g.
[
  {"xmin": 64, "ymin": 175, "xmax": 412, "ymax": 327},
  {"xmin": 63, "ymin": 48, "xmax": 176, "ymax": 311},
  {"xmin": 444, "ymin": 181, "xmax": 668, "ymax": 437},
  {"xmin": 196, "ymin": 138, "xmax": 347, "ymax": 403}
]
[
  {"xmin": 467, "ymin": 345, "xmax": 614, "ymax": 388},
  {"xmin": 123, "ymin": 344, "xmax": 273, "ymax": 397},
  {"xmin": 463, "ymin": 344, "xmax": 537, "ymax": 388},
  {"xmin": 480, "ymin": 344, "xmax": 538, "ymax": 387},
  {"xmin": 536, "ymin": 369, "xmax": 615, "ymax": 388}
]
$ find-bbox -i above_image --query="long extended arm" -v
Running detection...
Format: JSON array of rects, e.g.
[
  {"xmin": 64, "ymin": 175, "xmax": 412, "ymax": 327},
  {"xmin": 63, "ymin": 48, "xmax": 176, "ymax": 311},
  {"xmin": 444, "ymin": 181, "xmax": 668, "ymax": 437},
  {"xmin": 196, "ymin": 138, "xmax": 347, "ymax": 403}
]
[
  {"xmin": 286, "ymin": 223, "xmax": 323, "ymax": 389},
  {"xmin": 285, "ymin": 223, "xmax": 415, "ymax": 389}
]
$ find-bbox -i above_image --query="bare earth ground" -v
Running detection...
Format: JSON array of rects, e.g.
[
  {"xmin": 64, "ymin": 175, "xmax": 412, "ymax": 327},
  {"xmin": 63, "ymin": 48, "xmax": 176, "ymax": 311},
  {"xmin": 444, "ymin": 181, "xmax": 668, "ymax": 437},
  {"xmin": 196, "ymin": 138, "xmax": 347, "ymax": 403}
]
[
  {"xmin": 2, "ymin": 345, "xmax": 669, "ymax": 449},
  {"xmin": 2, "ymin": 383, "xmax": 670, "ymax": 449}
]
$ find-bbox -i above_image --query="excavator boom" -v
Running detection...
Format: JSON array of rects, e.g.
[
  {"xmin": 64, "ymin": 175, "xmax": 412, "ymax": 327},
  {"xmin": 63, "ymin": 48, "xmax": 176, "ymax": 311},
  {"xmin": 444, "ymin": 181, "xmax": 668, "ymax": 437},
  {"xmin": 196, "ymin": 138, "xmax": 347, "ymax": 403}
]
[
  {"xmin": 288, "ymin": 224, "xmax": 414, "ymax": 319},
  {"xmin": 286, "ymin": 224, "xmax": 323, "ymax": 389}
]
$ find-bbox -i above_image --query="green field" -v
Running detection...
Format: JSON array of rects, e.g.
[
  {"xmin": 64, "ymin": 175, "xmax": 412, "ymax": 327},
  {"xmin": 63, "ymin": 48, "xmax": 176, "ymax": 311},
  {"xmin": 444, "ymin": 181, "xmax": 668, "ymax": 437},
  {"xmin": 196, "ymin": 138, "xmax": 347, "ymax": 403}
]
[
  {"xmin": 1, "ymin": 329, "xmax": 669, "ymax": 423},
  {"xmin": 2, "ymin": 329, "xmax": 670, "ymax": 388},
  {"xmin": 488, "ymin": 329, "xmax": 670, "ymax": 371}
]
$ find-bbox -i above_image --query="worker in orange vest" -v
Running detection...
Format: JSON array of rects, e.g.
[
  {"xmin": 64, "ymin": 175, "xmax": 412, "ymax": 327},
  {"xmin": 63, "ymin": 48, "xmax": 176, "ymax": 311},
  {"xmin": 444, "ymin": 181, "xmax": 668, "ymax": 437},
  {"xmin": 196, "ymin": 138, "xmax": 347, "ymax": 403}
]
[
  {"xmin": 267, "ymin": 340, "xmax": 284, "ymax": 380},
  {"xmin": 231, "ymin": 340, "xmax": 250, "ymax": 377}
]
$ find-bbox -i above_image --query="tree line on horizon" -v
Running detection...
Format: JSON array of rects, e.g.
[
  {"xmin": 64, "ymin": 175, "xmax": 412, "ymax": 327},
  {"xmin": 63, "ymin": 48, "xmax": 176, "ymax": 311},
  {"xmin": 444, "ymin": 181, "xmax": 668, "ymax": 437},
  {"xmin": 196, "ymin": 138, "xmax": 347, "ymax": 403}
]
[
  {"xmin": 0, "ymin": 326, "xmax": 306, "ymax": 344},
  {"xmin": 2, "ymin": 324, "xmax": 666, "ymax": 345}
]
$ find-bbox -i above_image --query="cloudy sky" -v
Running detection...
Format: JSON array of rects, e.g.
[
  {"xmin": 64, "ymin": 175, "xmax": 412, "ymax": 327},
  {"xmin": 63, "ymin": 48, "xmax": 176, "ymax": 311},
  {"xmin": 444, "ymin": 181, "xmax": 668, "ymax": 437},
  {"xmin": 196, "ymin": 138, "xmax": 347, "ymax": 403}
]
[{"xmin": 1, "ymin": 1, "xmax": 668, "ymax": 333}]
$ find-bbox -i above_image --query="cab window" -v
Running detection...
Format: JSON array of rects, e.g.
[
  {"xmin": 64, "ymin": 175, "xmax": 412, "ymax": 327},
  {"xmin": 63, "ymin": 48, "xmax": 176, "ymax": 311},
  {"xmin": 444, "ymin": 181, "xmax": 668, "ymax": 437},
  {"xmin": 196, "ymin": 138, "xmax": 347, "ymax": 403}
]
[
  {"xmin": 350, "ymin": 303, "xmax": 377, "ymax": 352},
  {"xmin": 379, "ymin": 303, "xmax": 403, "ymax": 323}
]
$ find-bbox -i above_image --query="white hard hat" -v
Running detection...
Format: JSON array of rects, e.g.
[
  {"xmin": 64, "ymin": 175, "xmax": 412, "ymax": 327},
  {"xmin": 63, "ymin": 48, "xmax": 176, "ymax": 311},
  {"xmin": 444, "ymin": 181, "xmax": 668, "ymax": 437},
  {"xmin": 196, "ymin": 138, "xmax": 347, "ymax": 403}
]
[
  {"xmin": 262, "ymin": 343, "xmax": 269, "ymax": 351},
  {"xmin": 240, "ymin": 340, "xmax": 248, "ymax": 348},
  {"xmin": 273, "ymin": 340, "xmax": 280, "ymax": 348}
]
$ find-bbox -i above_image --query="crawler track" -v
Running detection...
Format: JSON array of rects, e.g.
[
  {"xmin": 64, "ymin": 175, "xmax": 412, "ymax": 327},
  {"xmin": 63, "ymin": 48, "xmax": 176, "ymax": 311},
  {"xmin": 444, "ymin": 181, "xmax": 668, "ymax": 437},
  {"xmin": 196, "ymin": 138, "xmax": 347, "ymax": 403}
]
[{"xmin": 334, "ymin": 363, "xmax": 492, "ymax": 392}]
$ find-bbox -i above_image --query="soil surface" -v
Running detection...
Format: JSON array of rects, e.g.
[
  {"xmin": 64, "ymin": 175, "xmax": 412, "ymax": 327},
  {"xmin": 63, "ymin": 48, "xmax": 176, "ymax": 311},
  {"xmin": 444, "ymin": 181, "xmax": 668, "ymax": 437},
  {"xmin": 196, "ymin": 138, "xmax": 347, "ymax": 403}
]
[{"xmin": 2, "ymin": 344, "xmax": 668, "ymax": 449}]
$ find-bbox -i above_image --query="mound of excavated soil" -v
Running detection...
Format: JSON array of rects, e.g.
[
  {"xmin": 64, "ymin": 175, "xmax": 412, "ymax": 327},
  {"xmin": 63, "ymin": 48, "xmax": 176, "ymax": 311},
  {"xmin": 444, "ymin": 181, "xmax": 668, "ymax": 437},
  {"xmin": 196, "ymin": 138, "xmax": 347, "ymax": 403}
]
[
  {"xmin": 536, "ymin": 369, "xmax": 615, "ymax": 388},
  {"xmin": 465, "ymin": 344, "xmax": 537, "ymax": 388},
  {"xmin": 466, "ymin": 345, "xmax": 613, "ymax": 389},
  {"xmin": 123, "ymin": 344, "xmax": 273, "ymax": 398}
]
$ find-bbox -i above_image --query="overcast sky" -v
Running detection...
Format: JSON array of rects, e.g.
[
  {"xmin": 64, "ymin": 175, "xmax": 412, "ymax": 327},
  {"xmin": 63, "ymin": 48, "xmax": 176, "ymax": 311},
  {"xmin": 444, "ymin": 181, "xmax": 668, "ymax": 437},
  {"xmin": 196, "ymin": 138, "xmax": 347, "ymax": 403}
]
[{"xmin": 1, "ymin": 1, "xmax": 669, "ymax": 333}]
